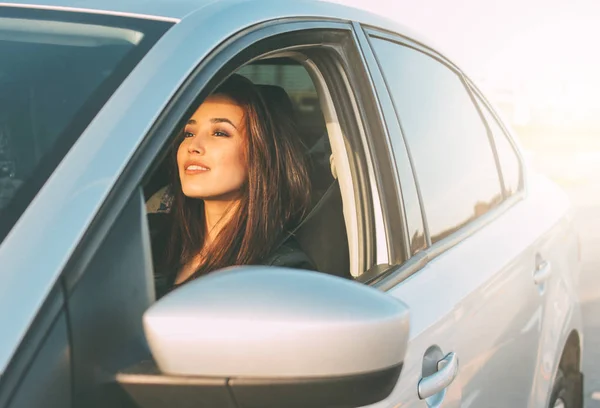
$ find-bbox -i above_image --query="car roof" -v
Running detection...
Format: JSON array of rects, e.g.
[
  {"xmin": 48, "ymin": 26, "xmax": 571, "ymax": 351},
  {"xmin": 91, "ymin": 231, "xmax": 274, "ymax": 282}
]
[
  {"xmin": 2, "ymin": 0, "xmax": 460, "ymax": 69},
  {"xmin": 1, "ymin": 0, "xmax": 448, "ymax": 57},
  {"xmin": 1, "ymin": 0, "xmax": 202, "ymax": 20}
]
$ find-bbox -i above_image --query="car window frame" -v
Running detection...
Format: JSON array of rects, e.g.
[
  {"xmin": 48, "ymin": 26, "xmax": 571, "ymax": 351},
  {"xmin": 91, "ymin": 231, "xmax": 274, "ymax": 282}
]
[
  {"xmin": 61, "ymin": 18, "xmax": 399, "ymax": 293},
  {"xmin": 351, "ymin": 24, "xmax": 425, "ymax": 268},
  {"xmin": 346, "ymin": 22, "xmax": 408, "ymax": 271},
  {"xmin": 466, "ymin": 79, "xmax": 527, "ymax": 197},
  {"xmin": 359, "ymin": 26, "xmax": 529, "ymax": 289},
  {"xmin": 56, "ymin": 20, "xmax": 390, "ymax": 403}
]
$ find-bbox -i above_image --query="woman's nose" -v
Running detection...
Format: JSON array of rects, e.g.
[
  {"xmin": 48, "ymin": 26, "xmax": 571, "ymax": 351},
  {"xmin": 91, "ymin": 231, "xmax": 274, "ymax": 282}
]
[{"xmin": 187, "ymin": 135, "xmax": 205, "ymax": 154}]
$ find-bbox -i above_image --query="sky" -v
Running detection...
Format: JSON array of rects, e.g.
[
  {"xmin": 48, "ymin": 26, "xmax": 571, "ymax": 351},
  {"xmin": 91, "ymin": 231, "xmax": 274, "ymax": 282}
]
[{"xmin": 331, "ymin": 0, "xmax": 600, "ymax": 129}]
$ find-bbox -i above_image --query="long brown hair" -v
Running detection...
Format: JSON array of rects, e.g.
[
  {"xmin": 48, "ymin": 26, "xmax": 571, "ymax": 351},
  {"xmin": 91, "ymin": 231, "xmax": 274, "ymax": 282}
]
[{"xmin": 165, "ymin": 74, "xmax": 311, "ymax": 280}]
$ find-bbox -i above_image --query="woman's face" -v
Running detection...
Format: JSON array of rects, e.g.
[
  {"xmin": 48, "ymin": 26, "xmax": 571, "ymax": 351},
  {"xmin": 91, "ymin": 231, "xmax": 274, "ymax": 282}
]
[{"xmin": 177, "ymin": 94, "xmax": 248, "ymax": 201}]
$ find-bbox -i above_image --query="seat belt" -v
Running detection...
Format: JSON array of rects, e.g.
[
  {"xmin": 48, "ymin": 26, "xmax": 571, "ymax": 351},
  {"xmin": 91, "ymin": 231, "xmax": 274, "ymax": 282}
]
[{"xmin": 272, "ymin": 178, "xmax": 339, "ymax": 252}]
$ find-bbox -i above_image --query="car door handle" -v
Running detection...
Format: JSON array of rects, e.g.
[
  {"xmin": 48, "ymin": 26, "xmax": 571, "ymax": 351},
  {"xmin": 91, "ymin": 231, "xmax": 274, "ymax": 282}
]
[
  {"xmin": 418, "ymin": 352, "xmax": 459, "ymax": 400},
  {"xmin": 533, "ymin": 260, "xmax": 552, "ymax": 285}
]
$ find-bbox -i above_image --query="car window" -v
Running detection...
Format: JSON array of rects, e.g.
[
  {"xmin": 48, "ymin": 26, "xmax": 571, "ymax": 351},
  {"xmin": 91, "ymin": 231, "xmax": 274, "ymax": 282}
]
[
  {"xmin": 474, "ymin": 94, "xmax": 523, "ymax": 196},
  {"xmin": 370, "ymin": 37, "xmax": 503, "ymax": 244},
  {"xmin": 144, "ymin": 56, "xmax": 354, "ymax": 286},
  {"xmin": 0, "ymin": 7, "xmax": 171, "ymax": 243},
  {"xmin": 142, "ymin": 25, "xmax": 386, "ymax": 282}
]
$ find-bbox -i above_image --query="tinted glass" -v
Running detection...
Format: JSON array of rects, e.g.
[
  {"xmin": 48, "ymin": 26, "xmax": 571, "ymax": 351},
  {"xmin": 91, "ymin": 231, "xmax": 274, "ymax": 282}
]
[
  {"xmin": 475, "ymin": 94, "xmax": 522, "ymax": 196},
  {"xmin": 371, "ymin": 37, "xmax": 503, "ymax": 243},
  {"xmin": 0, "ymin": 7, "xmax": 171, "ymax": 243}
]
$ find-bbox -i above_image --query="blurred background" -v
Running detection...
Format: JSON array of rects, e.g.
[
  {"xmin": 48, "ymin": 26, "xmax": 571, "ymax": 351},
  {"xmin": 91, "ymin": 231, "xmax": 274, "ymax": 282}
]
[{"xmin": 329, "ymin": 0, "xmax": 600, "ymax": 405}]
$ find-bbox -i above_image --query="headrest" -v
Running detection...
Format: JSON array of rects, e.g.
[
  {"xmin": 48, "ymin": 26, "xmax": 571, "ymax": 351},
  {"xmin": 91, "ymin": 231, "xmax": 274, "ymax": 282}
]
[{"xmin": 257, "ymin": 84, "xmax": 295, "ymax": 119}]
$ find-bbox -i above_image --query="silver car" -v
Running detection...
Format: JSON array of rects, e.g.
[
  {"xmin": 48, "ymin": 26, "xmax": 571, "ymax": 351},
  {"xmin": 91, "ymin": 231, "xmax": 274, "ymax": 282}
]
[{"xmin": 0, "ymin": 1, "xmax": 584, "ymax": 407}]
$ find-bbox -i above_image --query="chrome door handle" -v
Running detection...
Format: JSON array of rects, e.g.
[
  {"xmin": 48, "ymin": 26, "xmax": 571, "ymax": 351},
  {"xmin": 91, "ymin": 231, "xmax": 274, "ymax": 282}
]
[
  {"xmin": 418, "ymin": 352, "xmax": 459, "ymax": 399},
  {"xmin": 533, "ymin": 260, "xmax": 552, "ymax": 285}
]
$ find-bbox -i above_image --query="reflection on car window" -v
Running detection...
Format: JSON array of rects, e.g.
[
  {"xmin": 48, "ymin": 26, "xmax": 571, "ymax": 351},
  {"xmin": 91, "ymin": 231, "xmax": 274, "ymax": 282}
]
[
  {"xmin": 371, "ymin": 37, "xmax": 503, "ymax": 244},
  {"xmin": 474, "ymin": 94, "xmax": 523, "ymax": 196},
  {"xmin": 0, "ymin": 7, "xmax": 171, "ymax": 243}
]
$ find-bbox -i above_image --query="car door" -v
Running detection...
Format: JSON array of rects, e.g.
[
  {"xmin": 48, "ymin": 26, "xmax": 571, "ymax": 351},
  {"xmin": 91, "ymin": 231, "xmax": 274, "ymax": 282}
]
[
  {"xmin": 470, "ymin": 84, "xmax": 584, "ymax": 407},
  {"xmin": 3, "ymin": 6, "xmax": 413, "ymax": 407},
  {"xmin": 354, "ymin": 27, "xmax": 546, "ymax": 407},
  {"xmin": 0, "ymin": 1, "xmax": 401, "ymax": 405}
]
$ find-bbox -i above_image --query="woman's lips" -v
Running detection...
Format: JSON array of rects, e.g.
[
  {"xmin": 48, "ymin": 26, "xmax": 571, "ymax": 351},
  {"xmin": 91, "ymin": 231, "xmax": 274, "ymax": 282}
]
[{"xmin": 185, "ymin": 163, "xmax": 210, "ymax": 175}]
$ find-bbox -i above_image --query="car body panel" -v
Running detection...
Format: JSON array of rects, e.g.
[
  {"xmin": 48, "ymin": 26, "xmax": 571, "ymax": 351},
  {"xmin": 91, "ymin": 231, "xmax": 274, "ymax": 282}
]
[
  {"xmin": 528, "ymin": 174, "xmax": 584, "ymax": 407},
  {"xmin": 0, "ymin": 1, "xmax": 180, "ymax": 21},
  {"xmin": 0, "ymin": 0, "xmax": 204, "ymax": 20},
  {"xmin": 1, "ymin": 0, "xmax": 452, "ymax": 62},
  {"xmin": 356, "ymin": 23, "xmax": 583, "ymax": 405},
  {"xmin": 364, "ymin": 172, "xmax": 580, "ymax": 408}
]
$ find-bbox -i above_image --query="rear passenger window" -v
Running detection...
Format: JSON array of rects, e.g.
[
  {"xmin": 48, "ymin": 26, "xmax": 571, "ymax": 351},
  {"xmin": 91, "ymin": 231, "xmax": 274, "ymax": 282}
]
[
  {"xmin": 474, "ymin": 94, "xmax": 523, "ymax": 196},
  {"xmin": 370, "ymin": 37, "xmax": 503, "ymax": 244}
]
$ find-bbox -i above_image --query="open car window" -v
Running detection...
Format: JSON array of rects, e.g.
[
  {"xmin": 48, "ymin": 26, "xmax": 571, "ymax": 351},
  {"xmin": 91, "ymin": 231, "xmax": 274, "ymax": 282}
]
[{"xmin": 144, "ymin": 56, "xmax": 354, "ymax": 284}]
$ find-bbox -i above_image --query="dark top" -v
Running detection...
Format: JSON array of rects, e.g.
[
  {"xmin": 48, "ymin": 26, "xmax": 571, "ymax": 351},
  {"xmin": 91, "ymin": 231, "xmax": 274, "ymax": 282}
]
[{"xmin": 148, "ymin": 213, "xmax": 315, "ymax": 299}]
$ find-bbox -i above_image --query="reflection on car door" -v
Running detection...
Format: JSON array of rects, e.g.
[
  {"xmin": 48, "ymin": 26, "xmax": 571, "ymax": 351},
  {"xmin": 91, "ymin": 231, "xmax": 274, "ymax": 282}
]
[{"xmin": 358, "ymin": 30, "xmax": 545, "ymax": 407}]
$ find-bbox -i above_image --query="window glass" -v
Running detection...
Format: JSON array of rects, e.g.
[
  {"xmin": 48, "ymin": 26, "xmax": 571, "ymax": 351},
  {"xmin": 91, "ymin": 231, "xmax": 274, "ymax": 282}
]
[
  {"xmin": 0, "ymin": 7, "xmax": 171, "ymax": 243},
  {"xmin": 371, "ymin": 37, "xmax": 503, "ymax": 243},
  {"xmin": 475, "ymin": 94, "xmax": 523, "ymax": 196}
]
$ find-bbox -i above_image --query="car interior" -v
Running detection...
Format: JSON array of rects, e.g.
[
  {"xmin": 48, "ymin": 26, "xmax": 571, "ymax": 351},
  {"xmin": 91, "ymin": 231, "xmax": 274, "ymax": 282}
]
[{"xmin": 143, "ymin": 57, "xmax": 352, "ymax": 283}]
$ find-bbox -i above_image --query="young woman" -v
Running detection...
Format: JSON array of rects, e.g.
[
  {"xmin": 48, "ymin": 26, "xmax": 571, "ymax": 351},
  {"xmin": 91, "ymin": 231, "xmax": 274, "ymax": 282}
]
[{"xmin": 150, "ymin": 74, "xmax": 314, "ymax": 298}]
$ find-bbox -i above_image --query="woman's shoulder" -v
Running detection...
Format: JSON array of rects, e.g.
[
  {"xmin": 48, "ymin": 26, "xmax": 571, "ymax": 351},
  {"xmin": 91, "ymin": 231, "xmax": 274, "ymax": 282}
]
[{"xmin": 263, "ymin": 236, "xmax": 315, "ymax": 271}]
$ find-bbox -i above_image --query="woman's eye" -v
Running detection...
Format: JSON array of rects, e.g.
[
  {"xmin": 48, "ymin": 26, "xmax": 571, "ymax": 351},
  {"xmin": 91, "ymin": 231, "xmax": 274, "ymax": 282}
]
[
  {"xmin": 213, "ymin": 130, "xmax": 229, "ymax": 137},
  {"xmin": 184, "ymin": 131, "xmax": 195, "ymax": 138}
]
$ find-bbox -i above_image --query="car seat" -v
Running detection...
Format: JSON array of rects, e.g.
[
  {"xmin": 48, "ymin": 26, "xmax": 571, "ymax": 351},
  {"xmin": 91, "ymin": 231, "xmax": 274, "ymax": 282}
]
[{"xmin": 258, "ymin": 84, "xmax": 350, "ymax": 278}]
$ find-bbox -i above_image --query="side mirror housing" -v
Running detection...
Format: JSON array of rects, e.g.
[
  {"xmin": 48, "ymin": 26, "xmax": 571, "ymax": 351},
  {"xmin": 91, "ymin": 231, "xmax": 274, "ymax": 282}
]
[{"xmin": 118, "ymin": 267, "xmax": 410, "ymax": 408}]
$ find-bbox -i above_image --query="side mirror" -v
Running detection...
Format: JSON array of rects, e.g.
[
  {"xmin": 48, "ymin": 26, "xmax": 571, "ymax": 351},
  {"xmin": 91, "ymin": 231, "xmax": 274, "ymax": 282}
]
[{"xmin": 118, "ymin": 267, "xmax": 409, "ymax": 408}]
